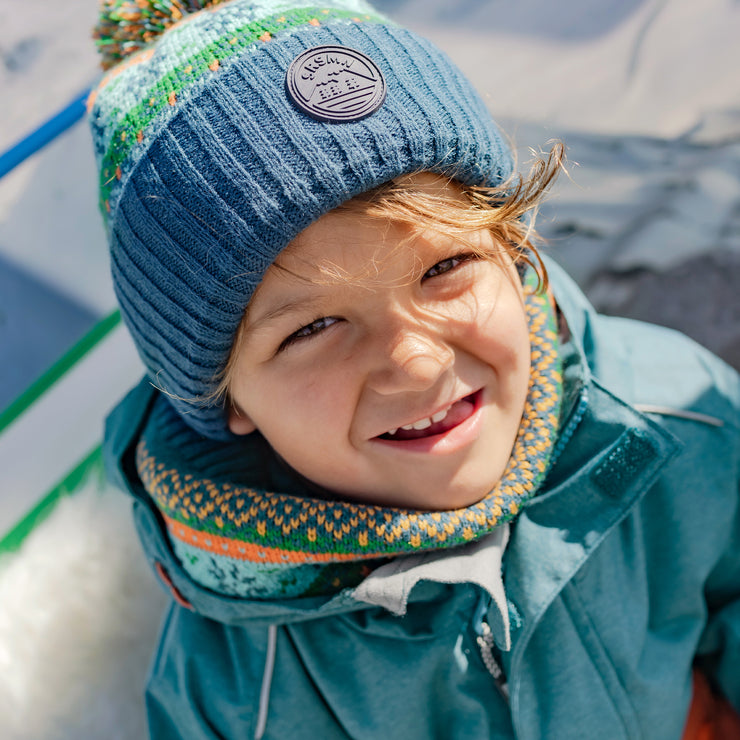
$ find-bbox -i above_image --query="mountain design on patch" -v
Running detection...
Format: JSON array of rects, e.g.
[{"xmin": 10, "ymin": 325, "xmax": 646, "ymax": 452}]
[{"xmin": 286, "ymin": 45, "xmax": 387, "ymax": 122}]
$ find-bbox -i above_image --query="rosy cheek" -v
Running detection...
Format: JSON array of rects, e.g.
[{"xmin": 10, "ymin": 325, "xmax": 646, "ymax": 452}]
[{"xmin": 283, "ymin": 368, "xmax": 347, "ymax": 418}]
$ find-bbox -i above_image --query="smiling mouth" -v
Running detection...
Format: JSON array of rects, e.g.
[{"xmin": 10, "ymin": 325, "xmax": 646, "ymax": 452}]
[{"xmin": 377, "ymin": 391, "xmax": 481, "ymax": 441}]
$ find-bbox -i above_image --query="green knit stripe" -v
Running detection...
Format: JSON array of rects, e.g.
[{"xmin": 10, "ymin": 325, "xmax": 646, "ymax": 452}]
[
  {"xmin": 94, "ymin": 7, "xmax": 387, "ymax": 214},
  {"xmin": 171, "ymin": 533, "xmax": 379, "ymax": 597}
]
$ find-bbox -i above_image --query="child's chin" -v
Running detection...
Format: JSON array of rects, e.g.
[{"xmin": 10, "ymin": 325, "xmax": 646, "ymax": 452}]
[
  {"xmin": 431, "ymin": 492, "xmax": 490, "ymax": 511},
  {"xmin": 390, "ymin": 486, "xmax": 492, "ymax": 512}
]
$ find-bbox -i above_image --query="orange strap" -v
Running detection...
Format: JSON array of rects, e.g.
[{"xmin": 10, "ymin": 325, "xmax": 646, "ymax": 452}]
[{"xmin": 682, "ymin": 670, "xmax": 740, "ymax": 740}]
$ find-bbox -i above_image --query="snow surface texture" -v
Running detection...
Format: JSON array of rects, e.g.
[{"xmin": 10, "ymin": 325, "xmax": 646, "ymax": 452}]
[{"xmin": 0, "ymin": 0, "xmax": 738, "ymax": 737}]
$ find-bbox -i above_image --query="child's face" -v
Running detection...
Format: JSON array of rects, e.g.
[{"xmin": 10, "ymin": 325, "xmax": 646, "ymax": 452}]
[{"xmin": 227, "ymin": 176, "xmax": 531, "ymax": 510}]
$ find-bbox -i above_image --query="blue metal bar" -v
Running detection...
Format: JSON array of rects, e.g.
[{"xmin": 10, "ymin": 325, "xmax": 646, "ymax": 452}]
[{"xmin": 0, "ymin": 89, "xmax": 89, "ymax": 180}]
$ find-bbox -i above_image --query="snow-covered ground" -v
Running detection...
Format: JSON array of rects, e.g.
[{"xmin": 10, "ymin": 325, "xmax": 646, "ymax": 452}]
[{"xmin": 0, "ymin": 1, "xmax": 738, "ymax": 737}]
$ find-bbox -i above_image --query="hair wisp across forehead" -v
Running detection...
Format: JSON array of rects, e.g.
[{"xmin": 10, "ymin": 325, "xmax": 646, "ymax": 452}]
[
  {"xmin": 339, "ymin": 141, "xmax": 566, "ymax": 284},
  {"xmin": 213, "ymin": 143, "xmax": 565, "ymax": 409}
]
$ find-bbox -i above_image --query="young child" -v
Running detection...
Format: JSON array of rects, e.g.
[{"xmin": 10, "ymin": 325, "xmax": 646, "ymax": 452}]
[{"xmin": 90, "ymin": 0, "xmax": 740, "ymax": 737}]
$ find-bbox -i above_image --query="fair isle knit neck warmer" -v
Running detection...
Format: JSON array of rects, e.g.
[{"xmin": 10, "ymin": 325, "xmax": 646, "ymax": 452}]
[{"xmin": 136, "ymin": 274, "xmax": 563, "ymax": 600}]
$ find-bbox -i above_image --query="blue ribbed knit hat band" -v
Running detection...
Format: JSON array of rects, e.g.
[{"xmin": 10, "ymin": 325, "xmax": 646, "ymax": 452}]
[{"xmin": 89, "ymin": 0, "xmax": 514, "ymax": 439}]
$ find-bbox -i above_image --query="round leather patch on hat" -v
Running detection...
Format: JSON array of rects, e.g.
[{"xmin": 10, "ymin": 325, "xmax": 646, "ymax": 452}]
[{"xmin": 286, "ymin": 45, "xmax": 386, "ymax": 123}]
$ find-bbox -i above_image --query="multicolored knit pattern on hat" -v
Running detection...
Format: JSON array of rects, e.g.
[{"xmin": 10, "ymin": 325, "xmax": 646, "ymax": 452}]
[
  {"xmin": 135, "ymin": 271, "xmax": 562, "ymax": 600},
  {"xmin": 88, "ymin": 0, "xmax": 514, "ymax": 440}
]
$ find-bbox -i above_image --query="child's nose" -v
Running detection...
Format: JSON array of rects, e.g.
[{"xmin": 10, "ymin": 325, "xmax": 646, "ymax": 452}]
[{"xmin": 366, "ymin": 327, "xmax": 454, "ymax": 395}]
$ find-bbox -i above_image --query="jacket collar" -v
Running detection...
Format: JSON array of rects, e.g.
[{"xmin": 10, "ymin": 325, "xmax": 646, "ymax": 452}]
[
  {"xmin": 349, "ymin": 265, "xmax": 681, "ymax": 647},
  {"xmin": 500, "ymin": 259, "xmax": 682, "ymax": 654},
  {"xmin": 505, "ymin": 382, "xmax": 680, "ymax": 626}
]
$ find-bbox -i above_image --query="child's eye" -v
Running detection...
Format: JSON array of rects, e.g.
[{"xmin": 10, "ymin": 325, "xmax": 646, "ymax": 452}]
[
  {"xmin": 423, "ymin": 253, "xmax": 475, "ymax": 280},
  {"xmin": 279, "ymin": 316, "xmax": 340, "ymax": 352}
]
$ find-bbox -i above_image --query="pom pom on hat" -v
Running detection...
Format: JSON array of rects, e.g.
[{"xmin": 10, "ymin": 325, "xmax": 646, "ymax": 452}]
[
  {"xmin": 94, "ymin": 0, "xmax": 230, "ymax": 70},
  {"xmin": 88, "ymin": 0, "xmax": 514, "ymax": 439}
]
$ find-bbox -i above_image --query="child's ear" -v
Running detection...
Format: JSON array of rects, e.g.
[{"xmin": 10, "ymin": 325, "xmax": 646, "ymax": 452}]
[{"xmin": 227, "ymin": 403, "xmax": 257, "ymax": 435}]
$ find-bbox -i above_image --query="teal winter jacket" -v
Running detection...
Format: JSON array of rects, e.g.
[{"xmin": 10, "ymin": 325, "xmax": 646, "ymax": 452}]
[{"xmin": 104, "ymin": 262, "xmax": 740, "ymax": 739}]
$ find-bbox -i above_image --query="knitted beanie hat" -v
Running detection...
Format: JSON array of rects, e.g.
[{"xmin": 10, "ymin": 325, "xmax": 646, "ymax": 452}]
[{"xmin": 89, "ymin": 0, "xmax": 514, "ymax": 439}]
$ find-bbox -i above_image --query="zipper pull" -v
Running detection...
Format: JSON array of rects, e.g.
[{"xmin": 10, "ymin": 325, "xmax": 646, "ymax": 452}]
[{"xmin": 476, "ymin": 619, "xmax": 509, "ymax": 700}]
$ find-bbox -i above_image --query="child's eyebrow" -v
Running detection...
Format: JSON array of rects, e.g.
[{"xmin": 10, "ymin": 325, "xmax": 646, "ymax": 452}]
[{"xmin": 246, "ymin": 296, "xmax": 326, "ymax": 330}]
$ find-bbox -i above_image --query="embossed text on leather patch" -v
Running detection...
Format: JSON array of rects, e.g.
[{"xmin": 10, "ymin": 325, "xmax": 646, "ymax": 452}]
[{"xmin": 286, "ymin": 45, "xmax": 386, "ymax": 123}]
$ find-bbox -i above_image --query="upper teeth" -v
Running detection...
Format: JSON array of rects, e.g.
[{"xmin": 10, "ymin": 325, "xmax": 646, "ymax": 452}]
[{"xmin": 393, "ymin": 406, "xmax": 451, "ymax": 434}]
